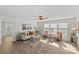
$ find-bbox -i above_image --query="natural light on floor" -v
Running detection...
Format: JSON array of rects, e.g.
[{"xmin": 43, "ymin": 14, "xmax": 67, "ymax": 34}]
[{"xmin": 39, "ymin": 39, "xmax": 79, "ymax": 53}]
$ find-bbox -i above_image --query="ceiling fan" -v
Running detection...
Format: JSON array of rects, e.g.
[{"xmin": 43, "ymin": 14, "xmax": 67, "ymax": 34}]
[{"xmin": 33, "ymin": 16, "xmax": 48, "ymax": 20}]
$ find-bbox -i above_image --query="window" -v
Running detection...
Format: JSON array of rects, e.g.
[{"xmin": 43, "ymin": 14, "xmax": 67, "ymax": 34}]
[
  {"xmin": 50, "ymin": 24, "xmax": 57, "ymax": 28},
  {"xmin": 58, "ymin": 23, "xmax": 68, "ymax": 40},
  {"xmin": 44, "ymin": 24, "xmax": 49, "ymax": 28},
  {"xmin": 58, "ymin": 23, "xmax": 68, "ymax": 28},
  {"xmin": 22, "ymin": 24, "xmax": 27, "ymax": 30},
  {"xmin": 22, "ymin": 24, "xmax": 32, "ymax": 30},
  {"xmin": 50, "ymin": 24, "xmax": 57, "ymax": 33}
]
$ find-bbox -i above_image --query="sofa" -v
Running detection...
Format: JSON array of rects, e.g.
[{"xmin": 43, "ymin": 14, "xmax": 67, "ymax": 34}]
[{"xmin": 16, "ymin": 32, "xmax": 31, "ymax": 41}]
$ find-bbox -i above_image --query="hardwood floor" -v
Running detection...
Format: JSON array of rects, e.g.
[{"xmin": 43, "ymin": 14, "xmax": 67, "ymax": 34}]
[{"xmin": 0, "ymin": 36, "xmax": 79, "ymax": 54}]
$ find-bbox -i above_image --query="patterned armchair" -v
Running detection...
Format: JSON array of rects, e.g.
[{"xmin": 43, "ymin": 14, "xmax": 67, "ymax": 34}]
[
  {"xmin": 54, "ymin": 32, "xmax": 62, "ymax": 41},
  {"xmin": 43, "ymin": 31, "xmax": 49, "ymax": 38}
]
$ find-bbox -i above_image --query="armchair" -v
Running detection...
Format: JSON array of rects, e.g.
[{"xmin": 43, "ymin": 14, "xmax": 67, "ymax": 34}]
[{"xmin": 54, "ymin": 32, "xmax": 62, "ymax": 41}]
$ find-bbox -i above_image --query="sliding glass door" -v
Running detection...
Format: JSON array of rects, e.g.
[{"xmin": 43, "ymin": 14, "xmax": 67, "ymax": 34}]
[
  {"xmin": 58, "ymin": 23, "xmax": 68, "ymax": 40},
  {"xmin": 44, "ymin": 24, "xmax": 50, "ymax": 32},
  {"xmin": 44, "ymin": 23, "xmax": 68, "ymax": 40},
  {"xmin": 50, "ymin": 23, "xmax": 57, "ymax": 34}
]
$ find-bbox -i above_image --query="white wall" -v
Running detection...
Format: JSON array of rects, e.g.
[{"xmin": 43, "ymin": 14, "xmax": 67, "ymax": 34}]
[
  {"xmin": 0, "ymin": 20, "xmax": 1, "ymax": 45},
  {"xmin": 0, "ymin": 16, "xmax": 31, "ymax": 42}
]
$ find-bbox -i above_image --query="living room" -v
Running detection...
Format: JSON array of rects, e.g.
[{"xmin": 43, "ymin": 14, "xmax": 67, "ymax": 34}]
[{"xmin": 0, "ymin": 5, "xmax": 79, "ymax": 54}]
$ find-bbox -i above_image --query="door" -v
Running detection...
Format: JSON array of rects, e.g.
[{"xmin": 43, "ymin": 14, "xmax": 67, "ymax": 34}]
[
  {"xmin": 48, "ymin": 23, "xmax": 68, "ymax": 40},
  {"xmin": 58, "ymin": 23, "xmax": 68, "ymax": 40},
  {"xmin": 1, "ymin": 21, "xmax": 13, "ymax": 37}
]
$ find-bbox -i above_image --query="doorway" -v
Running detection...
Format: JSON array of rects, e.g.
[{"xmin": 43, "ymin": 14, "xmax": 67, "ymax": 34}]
[{"xmin": 1, "ymin": 21, "xmax": 13, "ymax": 38}]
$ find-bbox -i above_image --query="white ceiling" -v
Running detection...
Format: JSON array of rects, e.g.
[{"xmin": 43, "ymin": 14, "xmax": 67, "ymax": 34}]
[{"xmin": 0, "ymin": 5, "xmax": 79, "ymax": 21}]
